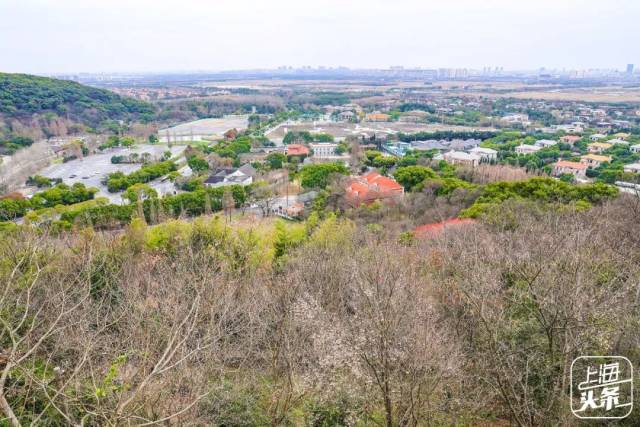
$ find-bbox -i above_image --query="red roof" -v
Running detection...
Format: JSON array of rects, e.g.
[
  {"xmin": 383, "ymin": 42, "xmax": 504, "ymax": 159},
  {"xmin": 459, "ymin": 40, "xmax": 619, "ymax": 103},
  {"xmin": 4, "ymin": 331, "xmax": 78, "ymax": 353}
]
[
  {"xmin": 346, "ymin": 171, "xmax": 404, "ymax": 206},
  {"xmin": 362, "ymin": 171, "xmax": 403, "ymax": 191},
  {"xmin": 413, "ymin": 218, "xmax": 475, "ymax": 238},
  {"xmin": 286, "ymin": 144, "xmax": 310, "ymax": 156},
  {"xmin": 555, "ymin": 160, "xmax": 587, "ymax": 170}
]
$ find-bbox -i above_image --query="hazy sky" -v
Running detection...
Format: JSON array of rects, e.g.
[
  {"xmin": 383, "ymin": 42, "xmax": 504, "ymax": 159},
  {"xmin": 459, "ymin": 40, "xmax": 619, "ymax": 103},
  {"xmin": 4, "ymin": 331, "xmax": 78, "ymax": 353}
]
[{"xmin": 0, "ymin": 0, "xmax": 638, "ymax": 74}]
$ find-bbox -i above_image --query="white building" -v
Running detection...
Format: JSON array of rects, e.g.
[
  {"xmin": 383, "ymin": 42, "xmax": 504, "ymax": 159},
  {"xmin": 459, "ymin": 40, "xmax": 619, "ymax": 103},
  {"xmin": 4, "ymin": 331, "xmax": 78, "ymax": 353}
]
[
  {"xmin": 630, "ymin": 144, "xmax": 640, "ymax": 153},
  {"xmin": 623, "ymin": 163, "xmax": 640, "ymax": 174},
  {"xmin": 469, "ymin": 147, "xmax": 497, "ymax": 162},
  {"xmin": 443, "ymin": 151, "xmax": 481, "ymax": 167},
  {"xmin": 310, "ymin": 143, "xmax": 338, "ymax": 158},
  {"xmin": 589, "ymin": 134, "xmax": 606, "ymax": 141},
  {"xmin": 534, "ymin": 139, "xmax": 558, "ymax": 148},
  {"xmin": 515, "ymin": 144, "xmax": 542, "ymax": 154}
]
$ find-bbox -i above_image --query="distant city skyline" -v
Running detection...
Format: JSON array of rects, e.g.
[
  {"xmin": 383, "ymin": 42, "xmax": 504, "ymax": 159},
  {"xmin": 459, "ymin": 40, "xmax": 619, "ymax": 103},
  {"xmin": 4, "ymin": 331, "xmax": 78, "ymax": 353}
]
[{"xmin": 1, "ymin": 0, "xmax": 639, "ymax": 74}]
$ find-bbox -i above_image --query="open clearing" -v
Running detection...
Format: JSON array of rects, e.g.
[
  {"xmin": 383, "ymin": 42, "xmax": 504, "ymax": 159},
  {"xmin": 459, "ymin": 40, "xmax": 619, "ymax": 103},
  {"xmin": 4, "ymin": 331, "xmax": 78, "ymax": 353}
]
[{"xmin": 159, "ymin": 115, "xmax": 249, "ymax": 137}]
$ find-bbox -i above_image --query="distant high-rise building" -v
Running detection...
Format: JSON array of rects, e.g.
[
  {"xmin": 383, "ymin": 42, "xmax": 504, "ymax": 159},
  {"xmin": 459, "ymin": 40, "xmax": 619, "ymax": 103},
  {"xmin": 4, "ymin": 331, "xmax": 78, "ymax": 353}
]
[{"xmin": 627, "ymin": 64, "xmax": 634, "ymax": 74}]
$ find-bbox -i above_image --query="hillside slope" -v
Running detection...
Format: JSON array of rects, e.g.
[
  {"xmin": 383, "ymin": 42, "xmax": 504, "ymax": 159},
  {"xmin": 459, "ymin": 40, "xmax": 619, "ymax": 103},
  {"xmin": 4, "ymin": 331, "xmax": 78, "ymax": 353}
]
[{"xmin": 0, "ymin": 73, "xmax": 155, "ymax": 143}]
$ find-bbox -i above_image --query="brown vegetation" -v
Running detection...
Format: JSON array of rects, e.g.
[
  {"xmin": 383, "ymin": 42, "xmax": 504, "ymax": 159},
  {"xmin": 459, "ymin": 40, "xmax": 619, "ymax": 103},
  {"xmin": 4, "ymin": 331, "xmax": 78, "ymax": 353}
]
[{"xmin": 1, "ymin": 194, "xmax": 640, "ymax": 425}]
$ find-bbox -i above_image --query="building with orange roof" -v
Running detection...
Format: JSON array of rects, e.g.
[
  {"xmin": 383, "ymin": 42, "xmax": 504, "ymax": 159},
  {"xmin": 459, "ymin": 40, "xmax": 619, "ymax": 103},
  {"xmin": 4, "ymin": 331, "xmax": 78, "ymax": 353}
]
[
  {"xmin": 365, "ymin": 113, "xmax": 391, "ymax": 122},
  {"xmin": 413, "ymin": 218, "xmax": 476, "ymax": 239},
  {"xmin": 560, "ymin": 135, "xmax": 582, "ymax": 145},
  {"xmin": 345, "ymin": 171, "xmax": 404, "ymax": 207},
  {"xmin": 285, "ymin": 144, "xmax": 310, "ymax": 157},
  {"xmin": 553, "ymin": 160, "xmax": 587, "ymax": 179}
]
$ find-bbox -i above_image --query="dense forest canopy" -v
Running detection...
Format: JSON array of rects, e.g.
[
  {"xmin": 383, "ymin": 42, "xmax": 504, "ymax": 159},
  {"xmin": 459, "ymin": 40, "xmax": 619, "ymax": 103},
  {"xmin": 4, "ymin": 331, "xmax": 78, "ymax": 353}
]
[{"xmin": 0, "ymin": 73, "xmax": 155, "ymax": 140}]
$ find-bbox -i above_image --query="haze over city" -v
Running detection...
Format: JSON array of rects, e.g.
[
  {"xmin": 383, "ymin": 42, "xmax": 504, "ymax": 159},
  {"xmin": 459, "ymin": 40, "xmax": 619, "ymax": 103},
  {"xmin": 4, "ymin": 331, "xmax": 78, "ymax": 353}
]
[{"xmin": 1, "ymin": 0, "xmax": 638, "ymax": 73}]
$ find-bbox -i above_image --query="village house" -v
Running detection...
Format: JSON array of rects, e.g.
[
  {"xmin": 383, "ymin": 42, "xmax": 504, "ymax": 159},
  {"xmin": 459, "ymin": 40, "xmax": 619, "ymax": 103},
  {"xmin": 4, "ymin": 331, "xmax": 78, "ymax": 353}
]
[
  {"xmin": 443, "ymin": 151, "xmax": 481, "ymax": 167},
  {"xmin": 580, "ymin": 154, "xmax": 612, "ymax": 168},
  {"xmin": 204, "ymin": 164, "xmax": 255, "ymax": 187},
  {"xmin": 469, "ymin": 147, "xmax": 498, "ymax": 162},
  {"xmin": 345, "ymin": 171, "xmax": 404, "ymax": 207},
  {"xmin": 607, "ymin": 138, "xmax": 628, "ymax": 146},
  {"xmin": 589, "ymin": 133, "xmax": 606, "ymax": 141},
  {"xmin": 623, "ymin": 163, "xmax": 640, "ymax": 174},
  {"xmin": 338, "ymin": 111, "xmax": 356, "ymax": 122},
  {"xmin": 560, "ymin": 135, "xmax": 582, "ymax": 145},
  {"xmin": 413, "ymin": 218, "xmax": 476, "ymax": 239},
  {"xmin": 309, "ymin": 142, "xmax": 338, "ymax": 158},
  {"xmin": 223, "ymin": 128, "xmax": 238, "ymax": 141},
  {"xmin": 365, "ymin": 113, "xmax": 391, "ymax": 122},
  {"xmin": 515, "ymin": 144, "xmax": 542, "ymax": 155},
  {"xmin": 614, "ymin": 132, "xmax": 631, "ymax": 140},
  {"xmin": 285, "ymin": 144, "xmax": 310, "ymax": 157},
  {"xmin": 553, "ymin": 160, "xmax": 587, "ymax": 179},
  {"xmin": 534, "ymin": 139, "xmax": 558, "ymax": 148},
  {"xmin": 587, "ymin": 142, "xmax": 613, "ymax": 153},
  {"xmin": 630, "ymin": 144, "xmax": 640, "ymax": 153}
]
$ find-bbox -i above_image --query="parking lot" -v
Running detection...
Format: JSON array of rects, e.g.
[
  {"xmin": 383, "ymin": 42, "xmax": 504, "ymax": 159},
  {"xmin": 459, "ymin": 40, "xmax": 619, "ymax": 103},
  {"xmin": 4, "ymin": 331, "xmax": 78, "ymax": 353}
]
[{"xmin": 40, "ymin": 145, "xmax": 186, "ymax": 203}]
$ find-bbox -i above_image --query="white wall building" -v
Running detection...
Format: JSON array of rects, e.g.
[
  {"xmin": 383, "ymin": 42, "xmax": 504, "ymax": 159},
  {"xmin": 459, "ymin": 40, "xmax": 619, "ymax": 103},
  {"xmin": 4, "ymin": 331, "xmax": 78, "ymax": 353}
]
[{"xmin": 310, "ymin": 143, "xmax": 338, "ymax": 158}]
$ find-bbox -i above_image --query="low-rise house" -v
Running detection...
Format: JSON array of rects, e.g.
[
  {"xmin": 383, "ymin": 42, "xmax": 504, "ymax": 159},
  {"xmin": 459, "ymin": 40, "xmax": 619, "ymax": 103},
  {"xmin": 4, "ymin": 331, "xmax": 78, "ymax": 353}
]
[
  {"xmin": 285, "ymin": 202, "xmax": 305, "ymax": 218},
  {"xmin": 630, "ymin": 144, "xmax": 640, "ymax": 153},
  {"xmin": 285, "ymin": 144, "xmax": 310, "ymax": 157},
  {"xmin": 365, "ymin": 113, "xmax": 391, "ymax": 122},
  {"xmin": 338, "ymin": 111, "xmax": 356, "ymax": 122},
  {"xmin": 607, "ymin": 138, "xmax": 628, "ymax": 146},
  {"xmin": 587, "ymin": 142, "xmax": 613, "ymax": 153},
  {"xmin": 553, "ymin": 160, "xmax": 587, "ymax": 179},
  {"xmin": 413, "ymin": 218, "xmax": 476, "ymax": 239},
  {"xmin": 580, "ymin": 154, "xmax": 612, "ymax": 168},
  {"xmin": 614, "ymin": 132, "xmax": 631, "ymax": 140},
  {"xmin": 345, "ymin": 171, "xmax": 404, "ymax": 207},
  {"xmin": 534, "ymin": 139, "xmax": 558, "ymax": 148},
  {"xmin": 309, "ymin": 143, "xmax": 338, "ymax": 158},
  {"xmin": 623, "ymin": 163, "xmax": 640, "ymax": 174},
  {"xmin": 589, "ymin": 133, "xmax": 606, "ymax": 141},
  {"xmin": 515, "ymin": 144, "xmax": 542, "ymax": 155},
  {"xmin": 560, "ymin": 135, "xmax": 582, "ymax": 145},
  {"xmin": 469, "ymin": 147, "xmax": 498, "ymax": 162},
  {"xmin": 224, "ymin": 128, "xmax": 238, "ymax": 141},
  {"xmin": 443, "ymin": 151, "xmax": 481, "ymax": 167},
  {"xmin": 204, "ymin": 166, "xmax": 253, "ymax": 187}
]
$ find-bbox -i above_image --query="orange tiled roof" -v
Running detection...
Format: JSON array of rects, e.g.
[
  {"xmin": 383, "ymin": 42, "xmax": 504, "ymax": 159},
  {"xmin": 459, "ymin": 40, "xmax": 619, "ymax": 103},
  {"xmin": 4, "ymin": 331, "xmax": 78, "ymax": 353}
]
[
  {"xmin": 555, "ymin": 160, "xmax": 587, "ymax": 170},
  {"xmin": 287, "ymin": 144, "xmax": 310, "ymax": 156},
  {"xmin": 414, "ymin": 218, "xmax": 476, "ymax": 238}
]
